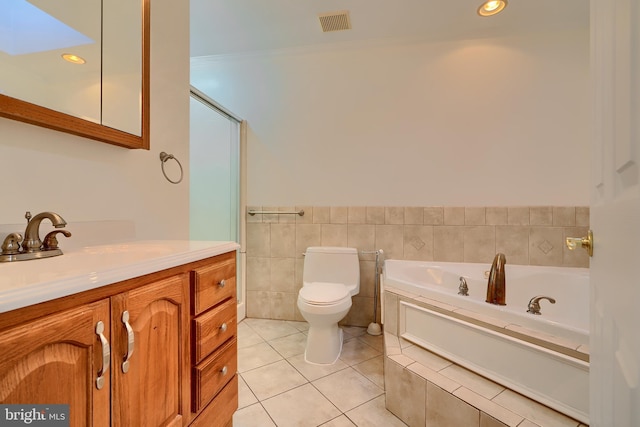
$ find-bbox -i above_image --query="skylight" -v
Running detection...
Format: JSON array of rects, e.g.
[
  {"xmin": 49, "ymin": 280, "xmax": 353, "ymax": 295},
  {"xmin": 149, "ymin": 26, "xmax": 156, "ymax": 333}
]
[{"xmin": 0, "ymin": 0, "xmax": 94, "ymax": 55}]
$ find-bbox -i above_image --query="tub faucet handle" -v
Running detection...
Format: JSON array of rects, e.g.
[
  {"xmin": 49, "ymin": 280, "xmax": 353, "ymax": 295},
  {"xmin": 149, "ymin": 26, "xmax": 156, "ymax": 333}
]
[
  {"xmin": 458, "ymin": 277, "xmax": 469, "ymax": 296},
  {"xmin": 527, "ymin": 295, "xmax": 556, "ymax": 315}
]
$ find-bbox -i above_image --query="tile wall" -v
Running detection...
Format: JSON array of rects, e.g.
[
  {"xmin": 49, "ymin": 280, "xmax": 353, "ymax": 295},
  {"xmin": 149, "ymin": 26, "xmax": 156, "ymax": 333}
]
[{"xmin": 245, "ymin": 206, "xmax": 590, "ymax": 326}]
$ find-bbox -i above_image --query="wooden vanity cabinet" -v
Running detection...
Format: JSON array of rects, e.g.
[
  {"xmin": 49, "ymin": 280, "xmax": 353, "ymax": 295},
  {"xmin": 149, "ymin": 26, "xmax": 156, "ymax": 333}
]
[
  {"xmin": 0, "ymin": 273, "xmax": 189, "ymax": 427},
  {"xmin": 189, "ymin": 250, "xmax": 238, "ymax": 426},
  {"xmin": 0, "ymin": 299, "xmax": 111, "ymax": 426},
  {"xmin": 0, "ymin": 250, "xmax": 238, "ymax": 427},
  {"xmin": 111, "ymin": 274, "xmax": 189, "ymax": 427}
]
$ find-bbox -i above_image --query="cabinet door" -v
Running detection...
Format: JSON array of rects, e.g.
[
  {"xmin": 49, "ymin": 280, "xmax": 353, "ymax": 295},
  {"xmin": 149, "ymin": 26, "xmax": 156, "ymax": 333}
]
[
  {"xmin": 0, "ymin": 300, "xmax": 111, "ymax": 427},
  {"xmin": 111, "ymin": 274, "xmax": 189, "ymax": 427}
]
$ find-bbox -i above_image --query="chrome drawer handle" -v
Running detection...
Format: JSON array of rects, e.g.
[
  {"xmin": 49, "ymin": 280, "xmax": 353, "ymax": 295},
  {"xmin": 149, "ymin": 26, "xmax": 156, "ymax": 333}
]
[
  {"xmin": 121, "ymin": 311, "xmax": 135, "ymax": 373},
  {"xmin": 95, "ymin": 321, "xmax": 110, "ymax": 390},
  {"xmin": 220, "ymin": 366, "xmax": 228, "ymax": 376},
  {"xmin": 218, "ymin": 279, "xmax": 226, "ymax": 288},
  {"xmin": 220, "ymin": 322, "xmax": 228, "ymax": 333}
]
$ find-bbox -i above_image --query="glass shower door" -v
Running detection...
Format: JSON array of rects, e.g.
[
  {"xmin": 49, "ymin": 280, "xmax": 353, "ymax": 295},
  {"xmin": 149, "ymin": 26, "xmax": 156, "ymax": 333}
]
[{"xmin": 189, "ymin": 89, "xmax": 243, "ymax": 318}]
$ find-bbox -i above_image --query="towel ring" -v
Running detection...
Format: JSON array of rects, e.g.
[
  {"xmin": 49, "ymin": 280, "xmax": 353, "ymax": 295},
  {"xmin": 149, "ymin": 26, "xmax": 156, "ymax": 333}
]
[{"xmin": 159, "ymin": 152, "xmax": 183, "ymax": 184}]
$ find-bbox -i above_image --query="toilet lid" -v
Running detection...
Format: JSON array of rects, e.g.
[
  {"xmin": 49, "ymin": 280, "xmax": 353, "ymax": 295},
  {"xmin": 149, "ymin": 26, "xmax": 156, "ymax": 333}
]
[{"xmin": 299, "ymin": 282, "xmax": 349, "ymax": 305}]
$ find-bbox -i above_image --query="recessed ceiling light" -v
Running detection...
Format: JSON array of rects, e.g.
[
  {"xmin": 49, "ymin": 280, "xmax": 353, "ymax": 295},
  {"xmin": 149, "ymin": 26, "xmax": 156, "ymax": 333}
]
[
  {"xmin": 61, "ymin": 53, "xmax": 86, "ymax": 64},
  {"xmin": 477, "ymin": 0, "xmax": 508, "ymax": 17}
]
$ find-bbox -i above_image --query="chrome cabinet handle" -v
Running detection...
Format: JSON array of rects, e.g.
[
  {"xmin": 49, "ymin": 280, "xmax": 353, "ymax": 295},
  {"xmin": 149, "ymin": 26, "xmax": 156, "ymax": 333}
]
[
  {"xmin": 218, "ymin": 279, "xmax": 226, "ymax": 288},
  {"xmin": 220, "ymin": 322, "xmax": 228, "ymax": 333},
  {"xmin": 121, "ymin": 311, "xmax": 135, "ymax": 373},
  {"xmin": 220, "ymin": 366, "xmax": 228, "ymax": 376},
  {"xmin": 95, "ymin": 321, "xmax": 110, "ymax": 390}
]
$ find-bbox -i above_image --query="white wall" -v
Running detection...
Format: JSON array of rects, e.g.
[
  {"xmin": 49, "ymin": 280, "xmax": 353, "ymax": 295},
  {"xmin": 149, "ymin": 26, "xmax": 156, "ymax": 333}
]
[
  {"xmin": 0, "ymin": 0, "xmax": 190, "ymax": 239},
  {"xmin": 192, "ymin": 29, "xmax": 590, "ymax": 207}
]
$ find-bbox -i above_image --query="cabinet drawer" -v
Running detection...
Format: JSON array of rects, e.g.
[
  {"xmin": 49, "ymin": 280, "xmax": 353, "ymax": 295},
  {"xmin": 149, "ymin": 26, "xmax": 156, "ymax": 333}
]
[
  {"xmin": 192, "ymin": 298, "xmax": 237, "ymax": 364},
  {"xmin": 190, "ymin": 374, "xmax": 238, "ymax": 427},
  {"xmin": 192, "ymin": 338, "xmax": 237, "ymax": 413},
  {"xmin": 191, "ymin": 261, "xmax": 236, "ymax": 315}
]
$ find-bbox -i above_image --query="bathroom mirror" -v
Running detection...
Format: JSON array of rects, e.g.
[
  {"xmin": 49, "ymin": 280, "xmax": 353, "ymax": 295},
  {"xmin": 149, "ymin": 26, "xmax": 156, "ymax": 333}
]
[{"xmin": 0, "ymin": 0, "xmax": 150, "ymax": 149}]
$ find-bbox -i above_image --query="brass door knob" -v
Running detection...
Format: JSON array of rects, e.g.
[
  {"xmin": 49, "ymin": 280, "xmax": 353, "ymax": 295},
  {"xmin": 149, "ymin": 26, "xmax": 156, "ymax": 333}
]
[{"xmin": 565, "ymin": 230, "xmax": 593, "ymax": 257}]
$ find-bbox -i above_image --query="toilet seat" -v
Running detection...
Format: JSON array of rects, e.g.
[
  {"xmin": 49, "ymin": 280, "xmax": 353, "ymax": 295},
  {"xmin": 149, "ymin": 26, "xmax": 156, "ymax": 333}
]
[{"xmin": 299, "ymin": 282, "xmax": 349, "ymax": 306}]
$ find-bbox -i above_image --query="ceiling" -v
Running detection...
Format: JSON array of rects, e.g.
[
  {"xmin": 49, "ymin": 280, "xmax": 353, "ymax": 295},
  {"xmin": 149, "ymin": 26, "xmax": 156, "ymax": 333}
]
[{"xmin": 190, "ymin": 0, "xmax": 589, "ymax": 58}]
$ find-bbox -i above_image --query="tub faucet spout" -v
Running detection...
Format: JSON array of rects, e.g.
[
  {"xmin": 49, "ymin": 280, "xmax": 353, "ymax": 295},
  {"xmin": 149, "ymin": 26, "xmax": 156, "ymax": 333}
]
[{"xmin": 486, "ymin": 253, "xmax": 506, "ymax": 305}]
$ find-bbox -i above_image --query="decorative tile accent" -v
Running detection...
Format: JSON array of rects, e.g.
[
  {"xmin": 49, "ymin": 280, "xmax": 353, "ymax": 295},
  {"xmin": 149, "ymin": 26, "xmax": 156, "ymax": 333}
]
[
  {"xmin": 409, "ymin": 236, "xmax": 425, "ymax": 250},
  {"xmin": 537, "ymin": 239, "xmax": 554, "ymax": 254}
]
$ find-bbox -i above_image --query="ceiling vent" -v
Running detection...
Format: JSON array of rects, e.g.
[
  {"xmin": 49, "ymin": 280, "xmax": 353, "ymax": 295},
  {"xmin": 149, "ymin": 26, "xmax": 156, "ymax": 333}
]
[{"xmin": 318, "ymin": 10, "xmax": 352, "ymax": 33}]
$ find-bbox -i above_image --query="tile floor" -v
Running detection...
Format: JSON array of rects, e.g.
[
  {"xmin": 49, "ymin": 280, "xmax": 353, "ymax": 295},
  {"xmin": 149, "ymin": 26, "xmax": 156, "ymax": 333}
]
[{"xmin": 234, "ymin": 318, "xmax": 408, "ymax": 427}]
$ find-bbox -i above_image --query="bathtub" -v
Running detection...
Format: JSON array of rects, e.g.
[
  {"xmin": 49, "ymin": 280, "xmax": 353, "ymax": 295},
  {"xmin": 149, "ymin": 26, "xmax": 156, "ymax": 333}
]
[{"xmin": 383, "ymin": 259, "xmax": 590, "ymax": 424}]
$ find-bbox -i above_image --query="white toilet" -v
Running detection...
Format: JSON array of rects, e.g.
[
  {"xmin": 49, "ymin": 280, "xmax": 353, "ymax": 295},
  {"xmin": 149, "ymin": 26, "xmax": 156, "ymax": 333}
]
[{"xmin": 297, "ymin": 246, "xmax": 360, "ymax": 364}]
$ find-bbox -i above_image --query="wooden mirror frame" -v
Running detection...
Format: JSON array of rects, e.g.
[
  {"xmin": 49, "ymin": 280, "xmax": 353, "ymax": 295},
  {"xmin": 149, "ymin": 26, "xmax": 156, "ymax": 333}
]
[{"xmin": 0, "ymin": 0, "xmax": 150, "ymax": 150}]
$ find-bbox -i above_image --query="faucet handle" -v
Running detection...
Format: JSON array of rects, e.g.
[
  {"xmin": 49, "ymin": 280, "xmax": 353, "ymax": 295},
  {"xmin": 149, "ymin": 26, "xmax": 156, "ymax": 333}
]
[
  {"xmin": 1, "ymin": 233, "xmax": 23, "ymax": 255},
  {"xmin": 43, "ymin": 230, "xmax": 72, "ymax": 250}
]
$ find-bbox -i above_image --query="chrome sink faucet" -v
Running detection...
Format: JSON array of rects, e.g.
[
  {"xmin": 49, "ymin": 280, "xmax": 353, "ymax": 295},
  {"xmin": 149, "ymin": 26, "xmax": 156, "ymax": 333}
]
[
  {"xmin": 485, "ymin": 253, "xmax": 506, "ymax": 305},
  {"xmin": 0, "ymin": 211, "xmax": 71, "ymax": 262}
]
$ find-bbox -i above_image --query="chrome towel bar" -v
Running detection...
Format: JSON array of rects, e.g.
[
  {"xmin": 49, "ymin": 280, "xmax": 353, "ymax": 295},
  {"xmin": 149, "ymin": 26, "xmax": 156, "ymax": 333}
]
[{"xmin": 248, "ymin": 209, "xmax": 304, "ymax": 216}]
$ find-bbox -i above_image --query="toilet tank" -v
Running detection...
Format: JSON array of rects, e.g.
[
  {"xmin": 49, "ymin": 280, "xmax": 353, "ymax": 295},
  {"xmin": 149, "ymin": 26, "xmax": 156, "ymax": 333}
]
[{"xmin": 303, "ymin": 246, "xmax": 360, "ymax": 295}]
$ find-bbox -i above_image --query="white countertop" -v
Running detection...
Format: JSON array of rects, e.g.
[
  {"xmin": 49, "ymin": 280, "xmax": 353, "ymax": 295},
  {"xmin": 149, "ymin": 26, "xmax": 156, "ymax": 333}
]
[{"xmin": 0, "ymin": 240, "xmax": 240, "ymax": 313}]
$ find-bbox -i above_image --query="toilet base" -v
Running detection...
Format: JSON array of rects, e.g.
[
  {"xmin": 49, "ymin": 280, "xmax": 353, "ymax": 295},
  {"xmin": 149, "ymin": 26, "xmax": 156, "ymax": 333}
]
[{"xmin": 304, "ymin": 324, "xmax": 344, "ymax": 365}]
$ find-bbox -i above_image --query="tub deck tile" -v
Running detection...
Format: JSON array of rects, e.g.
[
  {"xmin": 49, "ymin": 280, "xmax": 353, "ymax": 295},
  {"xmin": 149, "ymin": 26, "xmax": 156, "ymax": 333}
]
[
  {"xmin": 504, "ymin": 324, "xmax": 587, "ymax": 361},
  {"xmin": 406, "ymin": 362, "xmax": 460, "ymax": 394},
  {"xmin": 415, "ymin": 296, "xmax": 460, "ymax": 313},
  {"xmin": 440, "ymin": 364, "xmax": 505, "ymax": 400},
  {"xmin": 453, "ymin": 308, "xmax": 511, "ymax": 329},
  {"xmin": 492, "ymin": 390, "xmax": 582, "ymax": 427},
  {"xmin": 388, "ymin": 354, "xmax": 414, "ymax": 367},
  {"xmin": 402, "ymin": 343, "xmax": 453, "ymax": 371}
]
